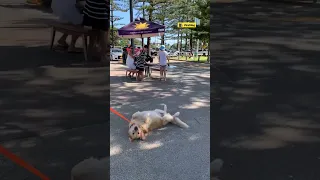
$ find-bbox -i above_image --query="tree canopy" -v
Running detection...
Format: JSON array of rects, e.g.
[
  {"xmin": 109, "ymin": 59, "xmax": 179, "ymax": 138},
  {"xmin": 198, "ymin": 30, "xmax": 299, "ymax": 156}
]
[{"xmin": 111, "ymin": 0, "xmax": 210, "ymax": 51}]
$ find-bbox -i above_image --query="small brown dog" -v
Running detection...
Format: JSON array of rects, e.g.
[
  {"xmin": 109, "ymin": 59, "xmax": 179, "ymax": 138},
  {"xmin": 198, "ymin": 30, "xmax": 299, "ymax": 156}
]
[{"xmin": 128, "ymin": 104, "xmax": 189, "ymax": 142}]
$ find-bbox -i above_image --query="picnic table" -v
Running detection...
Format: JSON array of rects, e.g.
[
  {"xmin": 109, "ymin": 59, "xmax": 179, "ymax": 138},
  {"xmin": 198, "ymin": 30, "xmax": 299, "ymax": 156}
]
[{"xmin": 144, "ymin": 63, "xmax": 158, "ymax": 77}]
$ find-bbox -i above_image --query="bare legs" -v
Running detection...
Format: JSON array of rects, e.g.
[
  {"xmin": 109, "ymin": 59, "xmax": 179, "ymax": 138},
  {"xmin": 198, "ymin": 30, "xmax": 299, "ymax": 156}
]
[
  {"xmin": 57, "ymin": 34, "xmax": 80, "ymax": 51},
  {"xmin": 88, "ymin": 31, "xmax": 99, "ymax": 58},
  {"xmin": 99, "ymin": 31, "xmax": 107, "ymax": 61},
  {"xmin": 137, "ymin": 71, "xmax": 144, "ymax": 81},
  {"xmin": 160, "ymin": 66, "xmax": 166, "ymax": 81},
  {"xmin": 87, "ymin": 30, "xmax": 107, "ymax": 61},
  {"xmin": 57, "ymin": 34, "xmax": 68, "ymax": 47},
  {"xmin": 68, "ymin": 35, "xmax": 80, "ymax": 51}
]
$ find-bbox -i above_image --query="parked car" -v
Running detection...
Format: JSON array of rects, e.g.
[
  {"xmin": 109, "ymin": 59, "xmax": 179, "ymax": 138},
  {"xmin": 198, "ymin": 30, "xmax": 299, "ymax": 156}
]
[
  {"xmin": 198, "ymin": 49, "xmax": 208, "ymax": 56},
  {"xmin": 110, "ymin": 48, "xmax": 123, "ymax": 61},
  {"xmin": 168, "ymin": 50, "xmax": 179, "ymax": 56}
]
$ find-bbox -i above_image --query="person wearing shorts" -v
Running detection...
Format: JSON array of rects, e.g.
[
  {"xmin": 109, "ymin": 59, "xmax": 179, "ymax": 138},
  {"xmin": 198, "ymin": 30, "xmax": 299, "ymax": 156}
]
[
  {"xmin": 82, "ymin": 0, "xmax": 109, "ymax": 61},
  {"xmin": 158, "ymin": 45, "xmax": 169, "ymax": 81}
]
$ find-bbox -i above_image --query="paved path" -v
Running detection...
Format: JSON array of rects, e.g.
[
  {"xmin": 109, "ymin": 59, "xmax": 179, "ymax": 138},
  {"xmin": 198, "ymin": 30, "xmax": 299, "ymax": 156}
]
[
  {"xmin": 0, "ymin": 1, "xmax": 108, "ymax": 179},
  {"xmin": 110, "ymin": 61, "xmax": 210, "ymax": 180},
  {"xmin": 212, "ymin": 1, "xmax": 320, "ymax": 180}
]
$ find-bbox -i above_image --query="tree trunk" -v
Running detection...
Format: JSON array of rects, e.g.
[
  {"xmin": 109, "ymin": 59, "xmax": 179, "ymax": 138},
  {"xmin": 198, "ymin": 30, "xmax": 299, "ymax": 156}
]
[
  {"xmin": 177, "ymin": 30, "xmax": 180, "ymax": 50},
  {"xmin": 180, "ymin": 31, "xmax": 183, "ymax": 52},
  {"xmin": 190, "ymin": 30, "xmax": 193, "ymax": 52},
  {"xmin": 147, "ymin": 8, "xmax": 154, "ymax": 55},
  {"xmin": 207, "ymin": 40, "xmax": 210, "ymax": 63},
  {"xmin": 184, "ymin": 32, "xmax": 188, "ymax": 51},
  {"xmin": 142, "ymin": 1, "xmax": 145, "ymax": 47},
  {"xmin": 161, "ymin": 18, "xmax": 165, "ymax": 45},
  {"xmin": 106, "ymin": 0, "xmax": 110, "ymax": 62}
]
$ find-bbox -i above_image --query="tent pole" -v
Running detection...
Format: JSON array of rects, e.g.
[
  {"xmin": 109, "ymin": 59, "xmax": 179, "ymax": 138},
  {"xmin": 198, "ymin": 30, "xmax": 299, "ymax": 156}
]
[{"xmin": 141, "ymin": 34, "xmax": 143, "ymax": 48}]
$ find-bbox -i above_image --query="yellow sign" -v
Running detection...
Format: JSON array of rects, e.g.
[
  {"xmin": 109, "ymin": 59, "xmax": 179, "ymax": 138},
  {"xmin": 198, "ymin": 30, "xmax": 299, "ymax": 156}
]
[{"xmin": 177, "ymin": 22, "xmax": 196, "ymax": 28}]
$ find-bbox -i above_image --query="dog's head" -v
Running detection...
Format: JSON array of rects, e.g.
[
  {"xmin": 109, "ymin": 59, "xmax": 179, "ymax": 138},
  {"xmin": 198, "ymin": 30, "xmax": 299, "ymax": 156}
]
[{"xmin": 128, "ymin": 123, "xmax": 145, "ymax": 142}]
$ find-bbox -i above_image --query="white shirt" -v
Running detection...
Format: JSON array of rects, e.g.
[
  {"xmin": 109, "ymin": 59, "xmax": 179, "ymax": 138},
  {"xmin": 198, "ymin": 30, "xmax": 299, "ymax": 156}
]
[
  {"xmin": 126, "ymin": 55, "xmax": 136, "ymax": 69},
  {"xmin": 158, "ymin": 50, "xmax": 168, "ymax": 66}
]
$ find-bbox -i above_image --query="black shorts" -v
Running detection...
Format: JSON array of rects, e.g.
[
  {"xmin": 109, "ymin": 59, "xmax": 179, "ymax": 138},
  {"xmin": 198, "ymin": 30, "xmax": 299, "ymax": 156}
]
[
  {"xmin": 136, "ymin": 67, "xmax": 144, "ymax": 72},
  {"xmin": 82, "ymin": 15, "xmax": 108, "ymax": 31}
]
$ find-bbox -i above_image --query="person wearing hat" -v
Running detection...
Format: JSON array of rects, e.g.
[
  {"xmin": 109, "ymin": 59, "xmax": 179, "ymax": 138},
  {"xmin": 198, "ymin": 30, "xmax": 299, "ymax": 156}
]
[{"xmin": 158, "ymin": 45, "xmax": 169, "ymax": 81}]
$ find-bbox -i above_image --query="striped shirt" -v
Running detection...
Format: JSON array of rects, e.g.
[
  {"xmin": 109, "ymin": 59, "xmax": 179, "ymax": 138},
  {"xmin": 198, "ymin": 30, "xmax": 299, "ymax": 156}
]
[
  {"xmin": 83, "ymin": 0, "xmax": 108, "ymax": 20},
  {"xmin": 135, "ymin": 51, "xmax": 147, "ymax": 69}
]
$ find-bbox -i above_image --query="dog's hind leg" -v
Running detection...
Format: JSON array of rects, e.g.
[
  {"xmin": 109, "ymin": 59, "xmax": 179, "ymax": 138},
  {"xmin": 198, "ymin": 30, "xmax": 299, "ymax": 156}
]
[
  {"xmin": 171, "ymin": 117, "xmax": 189, "ymax": 128},
  {"xmin": 159, "ymin": 103, "xmax": 167, "ymax": 113},
  {"xmin": 170, "ymin": 112, "xmax": 189, "ymax": 128},
  {"xmin": 154, "ymin": 109, "xmax": 166, "ymax": 114}
]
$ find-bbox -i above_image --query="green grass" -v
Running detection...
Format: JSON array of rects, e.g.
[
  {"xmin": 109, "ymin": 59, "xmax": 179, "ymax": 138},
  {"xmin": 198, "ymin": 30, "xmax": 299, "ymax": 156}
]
[{"xmin": 169, "ymin": 56, "xmax": 209, "ymax": 62}]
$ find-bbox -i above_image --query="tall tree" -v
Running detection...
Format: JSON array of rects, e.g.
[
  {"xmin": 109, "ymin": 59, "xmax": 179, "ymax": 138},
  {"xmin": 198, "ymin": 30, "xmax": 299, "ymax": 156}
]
[
  {"xmin": 111, "ymin": 0, "xmax": 128, "ymax": 46},
  {"xmin": 134, "ymin": 0, "xmax": 170, "ymax": 48}
]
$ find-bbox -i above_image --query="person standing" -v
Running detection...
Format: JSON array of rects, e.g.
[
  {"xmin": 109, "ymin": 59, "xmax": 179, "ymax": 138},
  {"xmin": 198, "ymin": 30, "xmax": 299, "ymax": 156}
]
[
  {"xmin": 122, "ymin": 47, "xmax": 127, "ymax": 65},
  {"xmin": 82, "ymin": 0, "xmax": 109, "ymax": 61},
  {"xmin": 158, "ymin": 45, "xmax": 169, "ymax": 81}
]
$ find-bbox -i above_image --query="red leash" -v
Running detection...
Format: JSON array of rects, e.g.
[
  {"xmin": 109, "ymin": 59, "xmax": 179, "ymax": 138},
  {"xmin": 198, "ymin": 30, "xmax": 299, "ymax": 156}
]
[
  {"xmin": 110, "ymin": 107, "xmax": 130, "ymax": 123},
  {"xmin": 0, "ymin": 145, "xmax": 50, "ymax": 180}
]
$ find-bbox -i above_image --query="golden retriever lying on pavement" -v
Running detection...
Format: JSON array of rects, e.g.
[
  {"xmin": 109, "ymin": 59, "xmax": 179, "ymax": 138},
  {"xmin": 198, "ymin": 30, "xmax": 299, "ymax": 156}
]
[{"xmin": 128, "ymin": 104, "xmax": 189, "ymax": 141}]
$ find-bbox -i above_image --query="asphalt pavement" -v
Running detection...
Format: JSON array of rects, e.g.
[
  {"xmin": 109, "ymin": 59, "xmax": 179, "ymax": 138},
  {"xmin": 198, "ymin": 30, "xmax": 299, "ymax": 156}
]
[
  {"xmin": 0, "ymin": 1, "xmax": 109, "ymax": 179},
  {"xmin": 212, "ymin": 1, "xmax": 320, "ymax": 180},
  {"xmin": 110, "ymin": 62, "xmax": 210, "ymax": 180}
]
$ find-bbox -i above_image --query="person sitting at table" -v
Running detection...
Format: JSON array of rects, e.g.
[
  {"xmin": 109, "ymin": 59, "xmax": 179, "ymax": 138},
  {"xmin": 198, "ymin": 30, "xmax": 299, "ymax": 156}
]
[
  {"xmin": 134, "ymin": 45, "xmax": 148, "ymax": 81},
  {"xmin": 51, "ymin": 0, "xmax": 84, "ymax": 52},
  {"xmin": 126, "ymin": 47, "xmax": 136, "ymax": 77}
]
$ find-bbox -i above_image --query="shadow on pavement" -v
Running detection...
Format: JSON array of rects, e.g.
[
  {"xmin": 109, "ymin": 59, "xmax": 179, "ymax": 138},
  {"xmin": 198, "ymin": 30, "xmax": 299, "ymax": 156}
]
[
  {"xmin": 110, "ymin": 62, "xmax": 210, "ymax": 180},
  {"xmin": 211, "ymin": 1, "xmax": 320, "ymax": 179},
  {"xmin": 0, "ymin": 45, "xmax": 109, "ymax": 179}
]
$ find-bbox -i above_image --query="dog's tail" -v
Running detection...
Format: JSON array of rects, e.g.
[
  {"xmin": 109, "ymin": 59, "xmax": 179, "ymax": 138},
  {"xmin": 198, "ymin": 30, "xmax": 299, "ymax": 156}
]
[
  {"xmin": 171, "ymin": 112, "xmax": 189, "ymax": 128},
  {"xmin": 160, "ymin": 103, "xmax": 167, "ymax": 113}
]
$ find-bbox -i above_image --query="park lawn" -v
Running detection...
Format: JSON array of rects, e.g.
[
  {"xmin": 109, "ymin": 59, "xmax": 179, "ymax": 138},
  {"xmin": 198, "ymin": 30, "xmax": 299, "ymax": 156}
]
[{"xmin": 169, "ymin": 56, "xmax": 209, "ymax": 63}]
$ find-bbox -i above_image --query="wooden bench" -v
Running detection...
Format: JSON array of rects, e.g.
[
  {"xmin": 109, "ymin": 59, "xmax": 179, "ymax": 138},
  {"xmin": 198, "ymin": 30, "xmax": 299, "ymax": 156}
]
[
  {"xmin": 125, "ymin": 69, "xmax": 139, "ymax": 80},
  {"xmin": 49, "ymin": 22, "xmax": 94, "ymax": 62}
]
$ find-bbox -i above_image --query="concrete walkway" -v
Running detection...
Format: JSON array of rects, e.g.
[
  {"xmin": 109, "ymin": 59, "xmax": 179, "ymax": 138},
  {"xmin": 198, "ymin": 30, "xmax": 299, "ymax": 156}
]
[{"xmin": 110, "ymin": 61, "xmax": 210, "ymax": 180}]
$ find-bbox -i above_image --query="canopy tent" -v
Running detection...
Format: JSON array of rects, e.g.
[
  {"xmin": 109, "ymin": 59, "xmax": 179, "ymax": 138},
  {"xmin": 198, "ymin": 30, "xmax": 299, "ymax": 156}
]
[{"xmin": 118, "ymin": 18, "xmax": 165, "ymax": 39}]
